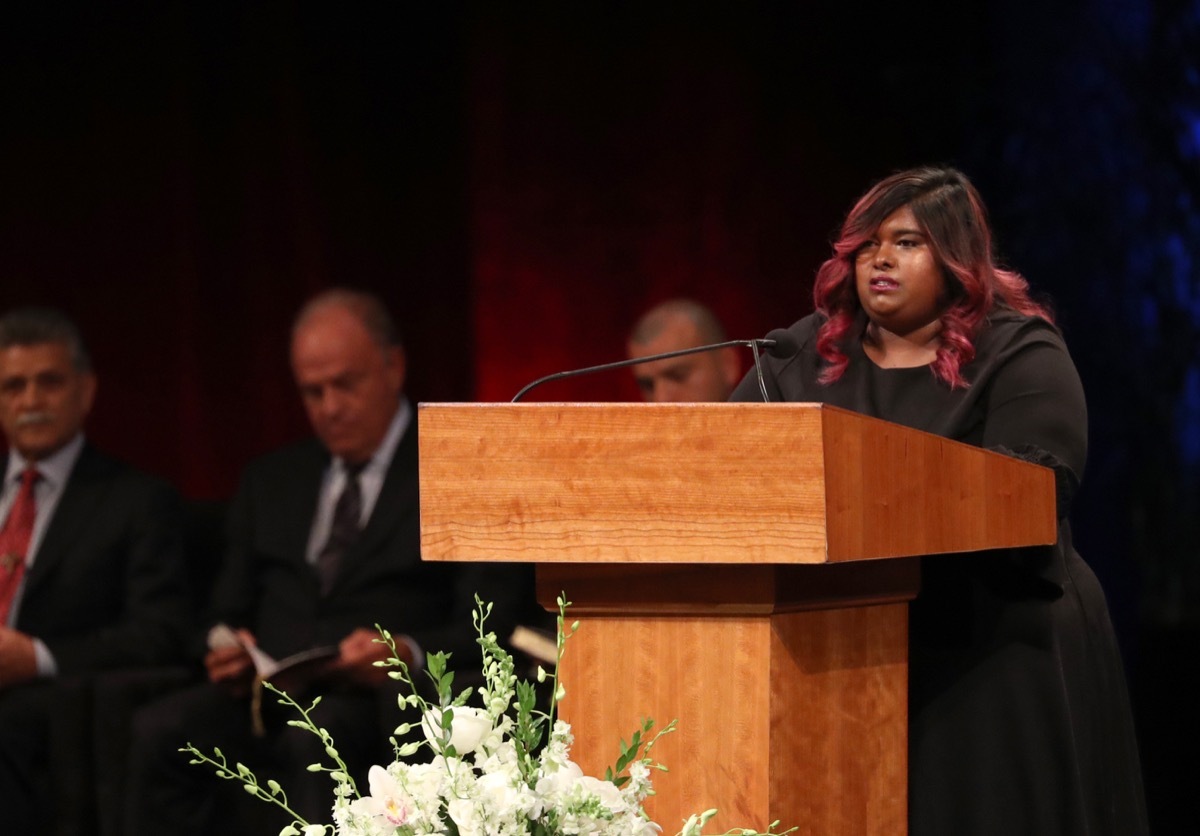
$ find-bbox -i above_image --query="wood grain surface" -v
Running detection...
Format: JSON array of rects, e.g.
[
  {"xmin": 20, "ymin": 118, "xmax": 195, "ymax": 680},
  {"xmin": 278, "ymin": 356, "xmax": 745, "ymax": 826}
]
[
  {"xmin": 555, "ymin": 604, "xmax": 908, "ymax": 835},
  {"xmin": 417, "ymin": 402, "xmax": 1057, "ymax": 835},
  {"xmin": 418, "ymin": 402, "xmax": 1055, "ymax": 565}
]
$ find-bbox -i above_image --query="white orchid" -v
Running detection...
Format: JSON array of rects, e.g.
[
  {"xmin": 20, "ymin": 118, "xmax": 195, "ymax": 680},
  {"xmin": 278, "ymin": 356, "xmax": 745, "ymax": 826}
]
[
  {"xmin": 344, "ymin": 765, "xmax": 415, "ymax": 828},
  {"xmin": 186, "ymin": 597, "xmax": 794, "ymax": 836}
]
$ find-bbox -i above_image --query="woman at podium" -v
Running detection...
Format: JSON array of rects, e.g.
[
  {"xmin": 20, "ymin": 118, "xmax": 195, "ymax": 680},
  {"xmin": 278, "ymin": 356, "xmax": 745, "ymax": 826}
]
[{"xmin": 731, "ymin": 166, "xmax": 1147, "ymax": 836}]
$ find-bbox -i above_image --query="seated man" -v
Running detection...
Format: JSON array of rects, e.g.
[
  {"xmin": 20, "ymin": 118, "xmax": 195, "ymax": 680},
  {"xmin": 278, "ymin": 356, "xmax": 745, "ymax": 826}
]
[
  {"xmin": 127, "ymin": 288, "xmax": 528, "ymax": 835},
  {"xmin": 0, "ymin": 307, "xmax": 188, "ymax": 833},
  {"xmin": 626, "ymin": 298, "xmax": 742, "ymax": 402}
]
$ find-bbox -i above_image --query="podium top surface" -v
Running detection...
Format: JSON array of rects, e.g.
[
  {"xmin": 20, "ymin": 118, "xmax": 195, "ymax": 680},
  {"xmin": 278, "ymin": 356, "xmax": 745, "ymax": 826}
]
[{"xmin": 417, "ymin": 402, "xmax": 1056, "ymax": 565}]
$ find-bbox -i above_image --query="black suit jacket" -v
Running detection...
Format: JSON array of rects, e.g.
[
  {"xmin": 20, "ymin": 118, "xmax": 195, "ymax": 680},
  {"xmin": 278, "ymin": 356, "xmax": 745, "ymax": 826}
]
[
  {"xmin": 10, "ymin": 444, "xmax": 189, "ymax": 676},
  {"xmin": 210, "ymin": 420, "xmax": 527, "ymax": 666}
]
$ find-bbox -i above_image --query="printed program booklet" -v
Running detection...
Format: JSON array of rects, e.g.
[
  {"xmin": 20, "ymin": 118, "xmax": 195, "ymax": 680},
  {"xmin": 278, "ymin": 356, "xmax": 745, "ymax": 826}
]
[{"xmin": 207, "ymin": 622, "xmax": 338, "ymax": 693}]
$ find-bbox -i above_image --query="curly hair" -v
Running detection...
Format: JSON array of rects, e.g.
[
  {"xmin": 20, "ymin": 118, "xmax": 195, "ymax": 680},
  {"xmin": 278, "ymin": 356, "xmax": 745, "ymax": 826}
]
[{"xmin": 812, "ymin": 166, "xmax": 1052, "ymax": 388}]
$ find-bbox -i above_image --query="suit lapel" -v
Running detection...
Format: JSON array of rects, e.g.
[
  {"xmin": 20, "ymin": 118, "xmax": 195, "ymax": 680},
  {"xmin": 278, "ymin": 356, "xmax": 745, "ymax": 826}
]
[
  {"xmin": 287, "ymin": 442, "xmax": 329, "ymax": 566},
  {"xmin": 331, "ymin": 422, "xmax": 419, "ymax": 587},
  {"xmin": 22, "ymin": 445, "xmax": 106, "ymax": 598}
]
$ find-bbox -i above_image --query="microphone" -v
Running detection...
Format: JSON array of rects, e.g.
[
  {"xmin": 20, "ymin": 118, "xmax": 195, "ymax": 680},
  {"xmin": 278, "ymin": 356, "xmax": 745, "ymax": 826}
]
[
  {"xmin": 512, "ymin": 330, "xmax": 799, "ymax": 403},
  {"xmin": 751, "ymin": 327, "xmax": 801, "ymax": 400},
  {"xmin": 761, "ymin": 327, "xmax": 801, "ymax": 360}
]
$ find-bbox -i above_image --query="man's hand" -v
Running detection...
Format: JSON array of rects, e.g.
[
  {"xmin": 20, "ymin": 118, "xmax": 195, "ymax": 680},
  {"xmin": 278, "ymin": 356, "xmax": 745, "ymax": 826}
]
[
  {"xmin": 0, "ymin": 627, "xmax": 38, "ymax": 689},
  {"xmin": 205, "ymin": 627, "xmax": 257, "ymax": 697},
  {"xmin": 327, "ymin": 627, "xmax": 413, "ymax": 688}
]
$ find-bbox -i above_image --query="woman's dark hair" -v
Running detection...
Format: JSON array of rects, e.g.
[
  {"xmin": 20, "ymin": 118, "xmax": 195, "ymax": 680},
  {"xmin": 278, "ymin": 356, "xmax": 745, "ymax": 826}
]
[{"xmin": 811, "ymin": 166, "xmax": 1052, "ymax": 388}]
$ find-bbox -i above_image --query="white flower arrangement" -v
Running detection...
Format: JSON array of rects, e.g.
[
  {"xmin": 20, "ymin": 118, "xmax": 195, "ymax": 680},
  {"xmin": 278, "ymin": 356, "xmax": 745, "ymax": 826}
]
[{"xmin": 185, "ymin": 596, "xmax": 794, "ymax": 836}]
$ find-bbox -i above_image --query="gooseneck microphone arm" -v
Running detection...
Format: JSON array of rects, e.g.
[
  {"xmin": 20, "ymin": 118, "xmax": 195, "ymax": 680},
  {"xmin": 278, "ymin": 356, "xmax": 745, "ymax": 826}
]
[
  {"xmin": 511, "ymin": 338, "xmax": 777, "ymax": 403},
  {"xmin": 749, "ymin": 340, "xmax": 768, "ymax": 401}
]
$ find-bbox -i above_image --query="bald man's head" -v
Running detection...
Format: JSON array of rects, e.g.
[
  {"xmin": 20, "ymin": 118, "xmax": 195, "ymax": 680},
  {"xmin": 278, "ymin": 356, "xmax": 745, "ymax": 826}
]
[{"xmin": 626, "ymin": 300, "xmax": 742, "ymax": 402}]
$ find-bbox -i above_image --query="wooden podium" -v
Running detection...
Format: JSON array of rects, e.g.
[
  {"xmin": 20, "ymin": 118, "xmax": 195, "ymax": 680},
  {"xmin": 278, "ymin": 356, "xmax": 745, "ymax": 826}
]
[{"xmin": 418, "ymin": 403, "xmax": 1055, "ymax": 835}]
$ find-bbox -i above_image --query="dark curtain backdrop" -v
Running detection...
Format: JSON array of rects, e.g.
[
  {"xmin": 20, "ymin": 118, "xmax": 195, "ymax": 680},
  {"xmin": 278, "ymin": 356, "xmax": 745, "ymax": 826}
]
[
  {"xmin": 468, "ymin": 3, "xmax": 987, "ymax": 402},
  {"xmin": 0, "ymin": 1, "xmax": 1009, "ymax": 485},
  {"xmin": 2, "ymin": 3, "xmax": 473, "ymax": 498},
  {"xmin": 2, "ymin": 2, "xmax": 1196, "ymax": 829}
]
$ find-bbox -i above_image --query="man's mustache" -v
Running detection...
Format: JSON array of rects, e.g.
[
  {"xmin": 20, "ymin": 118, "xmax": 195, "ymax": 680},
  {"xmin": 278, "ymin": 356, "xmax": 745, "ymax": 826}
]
[{"xmin": 15, "ymin": 412, "xmax": 54, "ymax": 427}]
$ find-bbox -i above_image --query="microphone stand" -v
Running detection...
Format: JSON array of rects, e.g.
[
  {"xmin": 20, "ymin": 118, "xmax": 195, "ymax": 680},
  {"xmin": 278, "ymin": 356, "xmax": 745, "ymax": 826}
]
[{"xmin": 511, "ymin": 339, "xmax": 776, "ymax": 403}]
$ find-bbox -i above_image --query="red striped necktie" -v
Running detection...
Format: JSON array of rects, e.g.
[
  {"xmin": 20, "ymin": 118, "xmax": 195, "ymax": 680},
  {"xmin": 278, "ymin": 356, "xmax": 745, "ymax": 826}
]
[{"xmin": 0, "ymin": 467, "xmax": 40, "ymax": 624}]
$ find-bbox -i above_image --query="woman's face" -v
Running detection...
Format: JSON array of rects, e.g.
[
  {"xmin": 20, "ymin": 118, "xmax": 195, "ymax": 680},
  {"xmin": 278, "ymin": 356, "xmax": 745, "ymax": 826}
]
[{"xmin": 854, "ymin": 205, "xmax": 947, "ymax": 337}]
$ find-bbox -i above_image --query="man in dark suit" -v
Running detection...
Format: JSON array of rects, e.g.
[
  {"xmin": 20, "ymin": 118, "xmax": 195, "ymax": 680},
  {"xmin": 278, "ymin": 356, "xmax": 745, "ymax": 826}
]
[
  {"xmin": 0, "ymin": 307, "xmax": 188, "ymax": 833},
  {"xmin": 127, "ymin": 288, "xmax": 525, "ymax": 835}
]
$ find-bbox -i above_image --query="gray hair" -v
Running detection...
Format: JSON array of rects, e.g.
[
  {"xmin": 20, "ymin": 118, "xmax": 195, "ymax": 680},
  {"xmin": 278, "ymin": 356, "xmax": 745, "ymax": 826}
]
[{"xmin": 0, "ymin": 307, "xmax": 92, "ymax": 372}]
